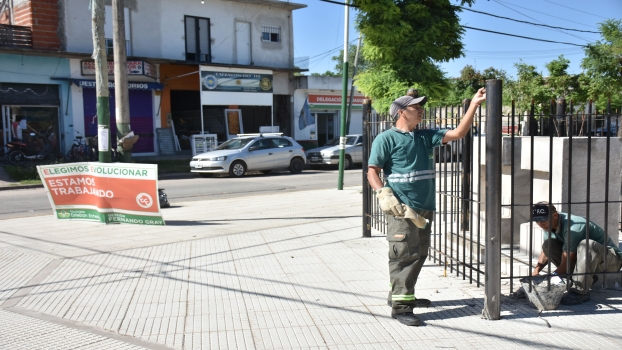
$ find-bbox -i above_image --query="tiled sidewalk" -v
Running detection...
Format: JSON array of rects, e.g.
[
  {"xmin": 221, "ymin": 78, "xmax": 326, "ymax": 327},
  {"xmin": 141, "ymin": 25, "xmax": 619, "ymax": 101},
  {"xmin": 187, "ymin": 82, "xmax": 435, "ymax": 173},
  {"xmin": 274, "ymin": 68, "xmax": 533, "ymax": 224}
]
[{"xmin": 1, "ymin": 187, "xmax": 621, "ymax": 349}]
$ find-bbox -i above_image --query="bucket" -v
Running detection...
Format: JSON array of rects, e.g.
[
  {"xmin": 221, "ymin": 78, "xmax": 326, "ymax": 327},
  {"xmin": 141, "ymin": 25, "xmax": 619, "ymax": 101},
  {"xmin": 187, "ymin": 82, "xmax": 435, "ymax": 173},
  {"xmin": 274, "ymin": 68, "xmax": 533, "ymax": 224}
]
[{"xmin": 520, "ymin": 277, "xmax": 567, "ymax": 311}]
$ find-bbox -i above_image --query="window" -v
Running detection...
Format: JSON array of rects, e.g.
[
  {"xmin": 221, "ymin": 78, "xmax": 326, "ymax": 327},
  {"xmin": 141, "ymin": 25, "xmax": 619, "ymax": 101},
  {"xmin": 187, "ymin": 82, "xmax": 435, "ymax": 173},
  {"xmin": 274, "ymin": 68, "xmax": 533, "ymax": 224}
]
[
  {"xmin": 185, "ymin": 16, "xmax": 211, "ymax": 62},
  {"xmin": 261, "ymin": 25, "xmax": 280, "ymax": 43},
  {"xmin": 106, "ymin": 39, "xmax": 131, "ymax": 56},
  {"xmin": 275, "ymin": 138, "xmax": 292, "ymax": 148}
]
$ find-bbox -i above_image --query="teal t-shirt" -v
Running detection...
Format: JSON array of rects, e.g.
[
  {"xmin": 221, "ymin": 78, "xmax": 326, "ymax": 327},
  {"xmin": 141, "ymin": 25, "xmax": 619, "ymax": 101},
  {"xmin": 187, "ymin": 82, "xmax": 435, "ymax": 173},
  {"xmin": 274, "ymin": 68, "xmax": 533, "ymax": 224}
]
[
  {"xmin": 545, "ymin": 212, "xmax": 622, "ymax": 258},
  {"xmin": 368, "ymin": 127, "xmax": 448, "ymax": 211}
]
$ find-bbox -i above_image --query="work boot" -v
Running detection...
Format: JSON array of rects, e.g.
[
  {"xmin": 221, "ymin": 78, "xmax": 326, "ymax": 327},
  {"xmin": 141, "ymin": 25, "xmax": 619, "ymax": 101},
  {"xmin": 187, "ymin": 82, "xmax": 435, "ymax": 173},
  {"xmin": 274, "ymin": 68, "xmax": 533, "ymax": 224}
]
[
  {"xmin": 560, "ymin": 291, "xmax": 590, "ymax": 305},
  {"xmin": 387, "ymin": 298, "xmax": 431, "ymax": 308},
  {"xmin": 392, "ymin": 312, "xmax": 422, "ymax": 326}
]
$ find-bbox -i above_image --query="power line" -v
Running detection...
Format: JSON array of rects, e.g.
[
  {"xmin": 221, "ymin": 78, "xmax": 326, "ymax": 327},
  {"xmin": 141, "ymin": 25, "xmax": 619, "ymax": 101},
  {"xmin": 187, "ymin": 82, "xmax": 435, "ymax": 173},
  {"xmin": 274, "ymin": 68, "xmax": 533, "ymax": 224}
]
[
  {"xmin": 542, "ymin": 0, "xmax": 608, "ymax": 20},
  {"xmin": 295, "ymin": 38, "xmax": 360, "ymax": 65},
  {"xmin": 461, "ymin": 7, "xmax": 599, "ymax": 33},
  {"xmin": 491, "ymin": 0, "xmax": 592, "ymax": 42},
  {"xmin": 493, "ymin": 0, "xmax": 598, "ymax": 29},
  {"xmin": 463, "ymin": 26, "xmax": 586, "ymax": 47},
  {"xmin": 319, "ymin": 0, "xmax": 359, "ymax": 8}
]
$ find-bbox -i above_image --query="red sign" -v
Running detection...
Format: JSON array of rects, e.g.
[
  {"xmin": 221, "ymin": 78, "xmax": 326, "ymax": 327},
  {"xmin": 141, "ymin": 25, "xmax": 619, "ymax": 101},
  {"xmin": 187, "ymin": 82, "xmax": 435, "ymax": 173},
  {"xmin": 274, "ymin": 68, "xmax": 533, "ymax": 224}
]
[{"xmin": 308, "ymin": 94, "xmax": 364, "ymax": 105}]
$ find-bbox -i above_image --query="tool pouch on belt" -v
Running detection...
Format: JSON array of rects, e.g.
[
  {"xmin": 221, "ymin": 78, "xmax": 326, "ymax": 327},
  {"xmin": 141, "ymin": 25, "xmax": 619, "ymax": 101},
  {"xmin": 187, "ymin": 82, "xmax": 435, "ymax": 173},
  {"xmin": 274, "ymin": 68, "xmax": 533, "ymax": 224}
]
[{"xmin": 402, "ymin": 204, "xmax": 428, "ymax": 229}]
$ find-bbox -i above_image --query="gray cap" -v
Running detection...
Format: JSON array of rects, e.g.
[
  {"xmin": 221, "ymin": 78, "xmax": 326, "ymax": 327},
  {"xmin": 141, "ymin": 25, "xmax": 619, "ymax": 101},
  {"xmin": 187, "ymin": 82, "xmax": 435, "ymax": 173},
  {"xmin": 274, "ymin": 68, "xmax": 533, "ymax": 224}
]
[{"xmin": 390, "ymin": 95, "xmax": 428, "ymax": 119}]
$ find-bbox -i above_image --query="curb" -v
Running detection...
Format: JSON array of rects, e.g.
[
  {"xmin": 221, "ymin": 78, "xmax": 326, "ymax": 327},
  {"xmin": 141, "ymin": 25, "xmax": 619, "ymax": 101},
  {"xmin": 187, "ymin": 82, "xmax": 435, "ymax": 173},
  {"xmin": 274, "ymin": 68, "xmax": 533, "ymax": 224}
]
[{"xmin": 0, "ymin": 184, "xmax": 44, "ymax": 191}]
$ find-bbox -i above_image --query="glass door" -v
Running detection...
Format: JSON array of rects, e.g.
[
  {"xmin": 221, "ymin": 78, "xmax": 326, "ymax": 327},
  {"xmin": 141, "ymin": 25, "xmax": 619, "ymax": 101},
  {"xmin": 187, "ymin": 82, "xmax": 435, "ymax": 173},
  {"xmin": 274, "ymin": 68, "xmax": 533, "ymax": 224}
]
[
  {"xmin": 316, "ymin": 112, "xmax": 336, "ymax": 147},
  {"xmin": 4, "ymin": 106, "xmax": 61, "ymax": 153}
]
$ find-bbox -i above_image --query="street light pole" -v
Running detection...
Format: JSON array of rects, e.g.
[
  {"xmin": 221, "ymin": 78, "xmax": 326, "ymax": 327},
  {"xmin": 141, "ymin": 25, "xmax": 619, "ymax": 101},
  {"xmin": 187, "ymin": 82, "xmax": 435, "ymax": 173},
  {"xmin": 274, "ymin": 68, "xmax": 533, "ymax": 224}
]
[{"xmin": 337, "ymin": 0, "xmax": 349, "ymax": 190}]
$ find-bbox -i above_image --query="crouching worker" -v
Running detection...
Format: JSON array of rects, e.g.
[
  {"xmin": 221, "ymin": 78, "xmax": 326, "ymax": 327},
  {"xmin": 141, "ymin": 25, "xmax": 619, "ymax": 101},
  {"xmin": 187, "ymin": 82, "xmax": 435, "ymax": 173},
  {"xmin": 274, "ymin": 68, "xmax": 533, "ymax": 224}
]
[
  {"xmin": 531, "ymin": 201, "xmax": 622, "ymax": 305},
  {"xmin": 367, "ymin": 88, "xmax": 486, "ymax": 326}
]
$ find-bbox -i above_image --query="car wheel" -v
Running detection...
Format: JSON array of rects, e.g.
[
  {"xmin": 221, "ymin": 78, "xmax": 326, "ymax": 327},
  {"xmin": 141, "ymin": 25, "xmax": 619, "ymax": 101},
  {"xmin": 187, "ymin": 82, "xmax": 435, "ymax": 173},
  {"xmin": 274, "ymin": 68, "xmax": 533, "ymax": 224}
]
[
  {"xmin": 229, "ymin": 161, "xmax": 246, "ymax": 177},
  {"xmin": 344, "ymin": 155, "xmax": 352, "ymax": 170},
  {"xmin": 289, "ymin": 158, "xmax": 303, "ymax": 174},
  {"xmin": 198, "ymin": 173, "xmax": 213, "ymax": 178},
  {"xmin": 260, "ymin": 170, "xmax": 272, "ymax": 174}
]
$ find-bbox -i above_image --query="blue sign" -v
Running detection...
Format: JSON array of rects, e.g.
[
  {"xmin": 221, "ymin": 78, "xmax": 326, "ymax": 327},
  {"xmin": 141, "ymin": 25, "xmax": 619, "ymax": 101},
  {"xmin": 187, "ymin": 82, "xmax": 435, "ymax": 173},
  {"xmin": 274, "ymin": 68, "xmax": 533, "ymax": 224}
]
[{"xmin": 73, "ymin": 79, "xmax": 163, "ymax": 91}]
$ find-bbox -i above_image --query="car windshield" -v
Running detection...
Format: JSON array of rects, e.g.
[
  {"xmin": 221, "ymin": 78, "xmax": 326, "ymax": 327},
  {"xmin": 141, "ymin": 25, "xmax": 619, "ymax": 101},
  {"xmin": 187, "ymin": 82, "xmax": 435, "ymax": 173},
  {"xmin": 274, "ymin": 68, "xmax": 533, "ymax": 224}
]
[
  {"xmin": 216, "ymin": 138, "xmax": 254, "ymax": 150},
  {"xmin": 326, "ymin": 136, "xmax": 358, "ymax": 146}
]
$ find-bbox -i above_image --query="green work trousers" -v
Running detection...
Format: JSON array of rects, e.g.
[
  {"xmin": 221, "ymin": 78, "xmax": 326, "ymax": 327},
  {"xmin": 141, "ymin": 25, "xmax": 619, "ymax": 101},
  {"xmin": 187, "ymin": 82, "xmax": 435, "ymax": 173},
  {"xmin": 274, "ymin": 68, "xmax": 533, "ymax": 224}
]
[{"xmin": 386, "ymin": 209, "xmax": 434, "ymax": 315}]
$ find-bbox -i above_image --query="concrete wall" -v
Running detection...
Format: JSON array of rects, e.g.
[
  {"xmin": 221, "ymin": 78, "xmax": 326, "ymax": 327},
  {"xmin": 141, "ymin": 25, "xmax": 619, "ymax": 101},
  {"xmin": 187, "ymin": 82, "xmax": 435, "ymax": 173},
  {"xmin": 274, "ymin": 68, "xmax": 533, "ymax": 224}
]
[
  {"xmin": 62, "ymin": 0, "xmax": 297, "ymax": 69},
  {"xmin": 521, "ymin": 137, "xmax": 621, "ymax": 241}
]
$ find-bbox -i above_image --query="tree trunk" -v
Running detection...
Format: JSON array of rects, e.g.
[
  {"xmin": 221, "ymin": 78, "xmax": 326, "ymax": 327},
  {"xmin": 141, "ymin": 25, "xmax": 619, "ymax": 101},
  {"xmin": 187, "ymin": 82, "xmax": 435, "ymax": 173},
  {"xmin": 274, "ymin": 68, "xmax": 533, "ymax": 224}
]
[
  {"xmin": 113, "ymin": 0, "xmax": 132, "ymax": 162},
  {"xmin": 92, "ymin": 0, "xmax": 110, "ymax": 163}
]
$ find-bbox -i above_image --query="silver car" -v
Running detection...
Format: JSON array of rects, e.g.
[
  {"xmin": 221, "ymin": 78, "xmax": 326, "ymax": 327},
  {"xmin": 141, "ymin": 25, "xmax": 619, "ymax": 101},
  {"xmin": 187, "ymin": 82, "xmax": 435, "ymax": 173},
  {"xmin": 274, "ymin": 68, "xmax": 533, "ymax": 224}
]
[
  {"xmin": 305, "ymin": 134, "xmax": 363, "ymax": 170},
  {"xmin": 190, "ymin": 134, "xmax": 306, "ymax": 177}
]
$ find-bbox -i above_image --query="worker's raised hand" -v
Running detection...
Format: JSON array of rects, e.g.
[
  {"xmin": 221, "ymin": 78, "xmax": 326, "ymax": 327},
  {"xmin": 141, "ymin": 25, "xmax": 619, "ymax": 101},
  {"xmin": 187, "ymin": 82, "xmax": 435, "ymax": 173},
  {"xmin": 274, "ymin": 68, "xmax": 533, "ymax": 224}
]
[
  {"xmin": 472, "ymin": 87, "xmax": 486, "ymax": 106},
  {"xmin": 376, "ymin": 187, "xmax": 405, "ymax": 217}
]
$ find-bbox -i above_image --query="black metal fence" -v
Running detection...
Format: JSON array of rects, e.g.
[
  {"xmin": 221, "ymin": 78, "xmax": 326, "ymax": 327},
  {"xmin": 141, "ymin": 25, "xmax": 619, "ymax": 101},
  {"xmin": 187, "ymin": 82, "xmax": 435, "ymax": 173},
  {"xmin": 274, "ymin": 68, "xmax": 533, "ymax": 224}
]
[{"xmin": 362, "ymin": 89, "xmax": 622, "ymax": 317}]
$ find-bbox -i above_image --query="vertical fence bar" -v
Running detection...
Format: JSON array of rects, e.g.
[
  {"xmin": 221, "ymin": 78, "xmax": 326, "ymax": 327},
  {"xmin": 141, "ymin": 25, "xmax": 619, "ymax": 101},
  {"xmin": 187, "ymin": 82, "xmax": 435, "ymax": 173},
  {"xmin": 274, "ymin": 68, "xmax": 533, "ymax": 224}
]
[
  {"xmin": 585, "ymin": 100, "xmax": 593, "ymax": 281},
  {"xmin": 477, "ymin": 106, "xmax": 482, "ymax": 287},
  {"xmin": 547, "ymin": 100, "xmax": 555, "ymax": 283},
  {"xmin": 603, "ymin": 99, "xmax": 611, "ymax": 287},
  {"xmin": 528, "ymin": 100, "xmax": 535, "ymax": 293},
  {"xmin": 483, "ymin": 79, "xmax": 502, "ymax": 320},
  {"xmin": 362, "ymin": 99, "xmax": 371, "ymax": 238},
  {"xmin": 510, "ymin": 100, "xmax": 515, "ymax": 293}
]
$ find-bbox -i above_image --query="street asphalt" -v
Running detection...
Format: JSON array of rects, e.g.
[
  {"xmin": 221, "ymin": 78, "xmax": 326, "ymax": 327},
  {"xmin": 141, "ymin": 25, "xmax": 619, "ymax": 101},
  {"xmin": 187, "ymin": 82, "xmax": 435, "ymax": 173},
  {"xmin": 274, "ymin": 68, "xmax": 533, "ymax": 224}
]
[{"xmin": 1, "ymin": 166, "xmax": 622, "ymax": 349}]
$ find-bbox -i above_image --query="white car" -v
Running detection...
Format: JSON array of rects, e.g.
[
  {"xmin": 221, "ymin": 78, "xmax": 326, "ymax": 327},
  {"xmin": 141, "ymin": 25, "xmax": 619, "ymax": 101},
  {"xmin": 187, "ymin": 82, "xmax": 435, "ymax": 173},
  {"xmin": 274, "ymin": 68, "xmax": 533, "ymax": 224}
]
[
  {"xmin": 305, "ymin": 134, "xmax": 363, "ymax": 170},
  {"xmin": 190, "ymin": 134, "xmax": 306, "ymax": 177}
]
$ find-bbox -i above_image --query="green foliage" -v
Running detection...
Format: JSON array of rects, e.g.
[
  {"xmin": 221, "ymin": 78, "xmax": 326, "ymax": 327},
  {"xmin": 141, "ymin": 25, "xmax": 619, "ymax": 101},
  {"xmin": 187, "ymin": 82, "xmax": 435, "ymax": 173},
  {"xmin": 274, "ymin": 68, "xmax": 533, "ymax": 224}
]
[
  {"xmin": 581, "ymin": 19, "xmax": 622, "ymax": 110},
  {"xmin": 331, "ymin": 43, "xmax": 371, "ymax": 77},
  {"xmin": 439, "ymin": 65, "xmax": 510, "ymax": 106},
  {"xmin": 545, "ymin": 55, "xmax": 586, "ymax": 106},
  {"xmin": 4, "ymin": 165, "xmax": 41, "ymax": 182},
  {"xmin": 353, "ymin": 0, "xmax": 474, "ymax": 85},
  {"xmin": 355, "ymin": 67, "xmax": 450, "ymax": 115},
  {"xmin": 311, "ymin": 71, "xmax": 340, "ymax": 77},
  {"xmin": 504, "ymin": 61, "xmax": 551, "ymax": 115}
]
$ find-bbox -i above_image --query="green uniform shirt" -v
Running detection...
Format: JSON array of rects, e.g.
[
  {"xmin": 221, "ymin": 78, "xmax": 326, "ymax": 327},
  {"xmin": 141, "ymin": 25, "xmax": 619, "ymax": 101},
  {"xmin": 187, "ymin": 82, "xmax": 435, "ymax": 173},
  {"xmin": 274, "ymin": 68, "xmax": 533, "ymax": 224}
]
[
  {"xmin": 545, "ymin": 212, "xmax": 622, "ymax": 258},
  {"xmin": 368, "ymin": 127, "xmax": 448, "ymax": 211}
]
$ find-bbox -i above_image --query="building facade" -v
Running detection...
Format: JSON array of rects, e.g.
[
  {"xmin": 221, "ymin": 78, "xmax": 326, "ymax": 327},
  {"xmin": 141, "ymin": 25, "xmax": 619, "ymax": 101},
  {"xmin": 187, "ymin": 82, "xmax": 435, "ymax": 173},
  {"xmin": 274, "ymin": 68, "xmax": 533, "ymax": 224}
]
[{"xmin": 1, "ymin": 0, "xmax": 305, "ymax": 155}]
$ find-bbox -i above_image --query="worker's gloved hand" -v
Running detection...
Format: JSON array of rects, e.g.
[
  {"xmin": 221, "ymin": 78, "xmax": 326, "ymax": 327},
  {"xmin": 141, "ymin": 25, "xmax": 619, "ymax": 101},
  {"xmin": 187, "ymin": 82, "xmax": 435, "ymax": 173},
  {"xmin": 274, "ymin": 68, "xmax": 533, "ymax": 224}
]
[
  {"xmin": 376, "ymin": 187, "xmax": 405, "ymax": 217},
  {"xmin": 402, "ymin": 204, "xmax": 428, "ymax": 229}
]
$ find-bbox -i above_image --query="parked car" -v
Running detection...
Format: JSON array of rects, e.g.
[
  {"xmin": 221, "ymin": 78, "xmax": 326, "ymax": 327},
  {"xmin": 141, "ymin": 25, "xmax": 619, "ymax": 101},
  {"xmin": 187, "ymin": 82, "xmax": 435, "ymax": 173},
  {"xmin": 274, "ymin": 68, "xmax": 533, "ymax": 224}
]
[
  {"xmin": 305, "ymin": 134, "xmax": 363, "ymax": 170},
  {"xmin": 594, "ymin": 120, "xmax": 619, "ymax": 137},
  {"xmin": 190, "ymin": 134, "xmax": 306, "ymax": 178}
]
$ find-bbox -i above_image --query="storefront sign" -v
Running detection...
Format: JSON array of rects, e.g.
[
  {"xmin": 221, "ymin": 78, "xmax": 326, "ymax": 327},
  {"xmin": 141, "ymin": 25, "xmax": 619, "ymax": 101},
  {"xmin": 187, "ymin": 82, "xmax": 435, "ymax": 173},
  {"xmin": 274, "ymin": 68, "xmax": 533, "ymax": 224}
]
[
  {"xmin": 73, "ymin": 79, "xmax": 163, "ymax": 90},
  {"xmin": 81, "ymin": 60, "xmax": 157, "ymax": 79},
  {"xmin": 308, "ymin": 94, "xmax": 365, "ymax": 107},
  {"xmin": 37, "ymin": 163, "xmax": 165, "ymax": 225},
  {"xmin": 201, "ymin": 71, "xmax": 273, "ymax": 93}
]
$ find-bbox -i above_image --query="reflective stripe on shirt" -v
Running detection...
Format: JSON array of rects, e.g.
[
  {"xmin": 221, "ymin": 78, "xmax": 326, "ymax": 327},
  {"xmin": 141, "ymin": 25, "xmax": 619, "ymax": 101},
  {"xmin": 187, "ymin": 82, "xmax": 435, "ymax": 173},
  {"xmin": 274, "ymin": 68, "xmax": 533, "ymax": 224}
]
[{"xmin": 387, "ymin": 170, "xmax": 435, "ymax": 183}]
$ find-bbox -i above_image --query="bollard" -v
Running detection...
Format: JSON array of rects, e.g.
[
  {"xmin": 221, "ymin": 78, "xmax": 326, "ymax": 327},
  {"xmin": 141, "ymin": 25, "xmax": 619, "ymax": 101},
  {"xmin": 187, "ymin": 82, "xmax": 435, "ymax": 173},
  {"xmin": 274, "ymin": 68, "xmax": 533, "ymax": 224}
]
[
  {"xmin": 483, "ymin": 79, "xmax": 502, "ymax": 321},
  {"xmin": 362, "ymin": 99, "xmax": 372, "ymax": 238}
]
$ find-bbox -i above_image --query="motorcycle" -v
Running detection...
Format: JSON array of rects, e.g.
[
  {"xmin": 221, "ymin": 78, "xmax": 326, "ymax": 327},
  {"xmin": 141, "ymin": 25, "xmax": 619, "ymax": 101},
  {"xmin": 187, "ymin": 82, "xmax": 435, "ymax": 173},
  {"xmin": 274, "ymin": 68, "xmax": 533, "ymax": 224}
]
[{"xmin": 6, "ymin": 127, "xmax": 61, "ymax": 166}]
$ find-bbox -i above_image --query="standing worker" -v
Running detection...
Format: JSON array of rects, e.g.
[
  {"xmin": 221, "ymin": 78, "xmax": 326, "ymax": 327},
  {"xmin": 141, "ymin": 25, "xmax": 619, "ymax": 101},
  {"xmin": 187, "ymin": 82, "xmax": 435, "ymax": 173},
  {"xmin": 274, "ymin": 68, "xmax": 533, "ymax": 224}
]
[{"xmin": 367, "ymin": 88, "xmax": 486, "ymax": 326}]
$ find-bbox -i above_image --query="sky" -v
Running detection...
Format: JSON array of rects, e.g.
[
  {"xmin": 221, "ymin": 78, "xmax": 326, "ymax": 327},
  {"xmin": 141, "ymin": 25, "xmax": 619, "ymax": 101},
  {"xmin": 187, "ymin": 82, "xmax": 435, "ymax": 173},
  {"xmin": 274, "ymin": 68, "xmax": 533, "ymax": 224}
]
[{"xmin": 292, "ymin": 0, "xmax": 622, "ymax": 79}]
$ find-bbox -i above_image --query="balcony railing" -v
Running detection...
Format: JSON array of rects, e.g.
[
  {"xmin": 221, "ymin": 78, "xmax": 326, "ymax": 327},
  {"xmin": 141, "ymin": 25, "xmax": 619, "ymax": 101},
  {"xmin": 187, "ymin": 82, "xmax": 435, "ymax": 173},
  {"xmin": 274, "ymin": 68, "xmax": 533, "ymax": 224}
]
[{"xmin": 0, "ymin": 24, "xmax": 33, "ymax": 48}]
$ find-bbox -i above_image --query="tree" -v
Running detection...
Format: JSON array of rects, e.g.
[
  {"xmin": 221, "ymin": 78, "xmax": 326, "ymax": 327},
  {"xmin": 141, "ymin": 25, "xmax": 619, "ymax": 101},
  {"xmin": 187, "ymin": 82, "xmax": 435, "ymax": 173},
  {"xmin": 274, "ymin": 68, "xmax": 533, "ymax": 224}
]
[
  {"xmin": 580, "ymin": 19, "xmax": 622, "ymax": 111},
  {"xmin": 545, "ymin": 55, "xmax": 585, "ymax": 103},
  {"xmin": 353, "ymin": 0, "xmax": 474, "ymax": 85},
  {"xmin": 506, "ymin": 61, "xmax": 550, "ymax": 115},
  {"xmin": 331, "ymin": 43, "xmax": 371, "ymax": 77}
]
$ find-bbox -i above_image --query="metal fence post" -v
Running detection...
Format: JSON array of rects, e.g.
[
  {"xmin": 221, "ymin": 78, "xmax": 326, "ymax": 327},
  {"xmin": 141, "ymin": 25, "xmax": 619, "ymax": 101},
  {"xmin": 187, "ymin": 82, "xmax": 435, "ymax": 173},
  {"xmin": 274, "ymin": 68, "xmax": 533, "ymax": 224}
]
[
  {"xmin": 461, "ymin": 99, "xmax": 472, "ymax": 231},
  {"xmin": 483, "ymin": 79, "xmax": 502, "ymax": 320},
  {"xmin": 362, "ymin": 99, "xmax": 372, "ymax": 238}
]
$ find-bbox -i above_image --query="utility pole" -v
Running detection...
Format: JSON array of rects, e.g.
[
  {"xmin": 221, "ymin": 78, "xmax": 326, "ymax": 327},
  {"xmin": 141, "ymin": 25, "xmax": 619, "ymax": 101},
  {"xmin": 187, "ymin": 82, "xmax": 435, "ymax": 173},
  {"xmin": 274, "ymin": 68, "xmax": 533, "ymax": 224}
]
[
  {"xmin": 92, "ymin": 0, "xmax": 110, "ymax": 163},
  {"xmin": 113, "ymin": 0, "xmax": 132, "ymax": 162},
  {"xmin": 337, "ymin": 0, "xmax": 349, "ymax": 190}
]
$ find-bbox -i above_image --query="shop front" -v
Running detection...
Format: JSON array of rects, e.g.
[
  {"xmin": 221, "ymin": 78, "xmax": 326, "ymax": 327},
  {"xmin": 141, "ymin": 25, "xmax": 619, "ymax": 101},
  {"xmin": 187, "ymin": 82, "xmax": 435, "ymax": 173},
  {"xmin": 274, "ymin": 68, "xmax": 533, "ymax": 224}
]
[
  {"xmin": 1, "ymin": 83, "xmax": 63, "ymax": 156},
  {"xmin": 200, "ymin": 66, "xmax": 274, "ymax": 143},
  {"xmin": 70, "ymin": 59, "xmax": 161, "ymax": 155},
  {"xmin": 293, "ymin": 90, "xmax": 364, "ymax": 151}
]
